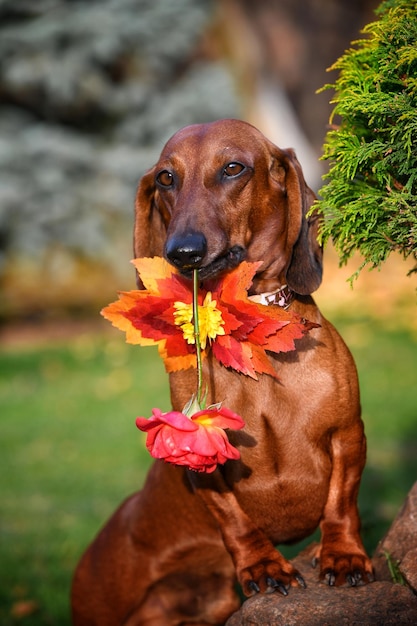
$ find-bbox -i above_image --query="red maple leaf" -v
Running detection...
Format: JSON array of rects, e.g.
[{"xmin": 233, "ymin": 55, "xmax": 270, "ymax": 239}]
[{"xmin": 101, "ymin": 257, "xmax": 318, "ymax": 378}]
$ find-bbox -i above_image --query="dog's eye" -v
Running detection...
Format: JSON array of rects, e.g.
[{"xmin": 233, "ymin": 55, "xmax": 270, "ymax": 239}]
[
  {"xmin": 223, "ymin": 162, "xmax": 245, "ymax": 177},
  {"xmin": 156, "ymin": 170, "xmax": 174, "ymax": 187}
]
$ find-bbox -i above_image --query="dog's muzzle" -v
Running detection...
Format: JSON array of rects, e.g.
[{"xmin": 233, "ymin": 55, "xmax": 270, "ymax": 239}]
[
  {"xmin": 165, "ymin": 231, "xmax": 207, "ymax": 271},
  {"xmin": 165, "ymin": 231, "xmax": 245, "ymax": 280}
]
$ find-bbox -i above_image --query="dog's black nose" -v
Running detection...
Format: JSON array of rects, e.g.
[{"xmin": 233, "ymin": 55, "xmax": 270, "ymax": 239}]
[{"xmin": 165, "ymin": 232, "xmax": 207, "ymax": 270}]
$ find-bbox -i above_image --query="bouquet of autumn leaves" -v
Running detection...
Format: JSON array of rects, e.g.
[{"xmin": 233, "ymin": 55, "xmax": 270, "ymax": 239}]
[{"xmin": 102, "ymin": 257, "xmax": 316, "ymax": 473}]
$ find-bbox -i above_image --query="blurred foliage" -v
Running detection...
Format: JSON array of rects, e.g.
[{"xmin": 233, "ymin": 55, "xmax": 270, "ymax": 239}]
[{"xmin": 0, "ymin": 0, "xmax": 240, "ymax": 322}]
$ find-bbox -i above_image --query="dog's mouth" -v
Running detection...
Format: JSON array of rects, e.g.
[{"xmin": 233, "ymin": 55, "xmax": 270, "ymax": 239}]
[{"xmin": 179, "ymin": 245, "xmax": 247, "ymax": 282}]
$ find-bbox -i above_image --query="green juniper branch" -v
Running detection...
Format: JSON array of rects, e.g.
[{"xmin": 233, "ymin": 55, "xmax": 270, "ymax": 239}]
[{"xmin": 315, "ymin": 0, "xmax": 417, "ymax": 282}]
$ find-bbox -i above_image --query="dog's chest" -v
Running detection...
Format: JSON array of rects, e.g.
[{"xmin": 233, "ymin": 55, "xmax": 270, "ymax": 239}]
[
  {"xmin": 233, "ymin": 463, "xmax": 330, "ymax": 543},
  {"xmin": 224, "ymin": 416, "xmax": 332, "ymax": 542}
]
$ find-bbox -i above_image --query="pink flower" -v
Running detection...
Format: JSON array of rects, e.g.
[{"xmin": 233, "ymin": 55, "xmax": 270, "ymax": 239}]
[{"xmin": 136, "ymin": 406, "xmax": 245, "ymax": 473}]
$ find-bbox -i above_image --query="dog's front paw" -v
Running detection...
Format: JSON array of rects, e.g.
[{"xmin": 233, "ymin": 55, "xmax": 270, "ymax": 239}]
[
  {"xmin": 314, "ymin": 547, "xmax": 374, "ymax": 587},
  {"xmin": 239, "ymin": 556, "xmax": 306, "ymax": 597}
]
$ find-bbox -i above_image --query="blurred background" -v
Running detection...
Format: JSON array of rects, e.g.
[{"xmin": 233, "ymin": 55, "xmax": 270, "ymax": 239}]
[{"xmin": 0, "ymin": 0, "xmax": 416, "ymax": 624}]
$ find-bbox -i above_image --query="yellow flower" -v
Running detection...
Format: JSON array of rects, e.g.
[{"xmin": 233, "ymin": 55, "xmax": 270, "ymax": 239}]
[{"xmin": 173, "ymin": 292, "xmax": 225, "ymax": 350}]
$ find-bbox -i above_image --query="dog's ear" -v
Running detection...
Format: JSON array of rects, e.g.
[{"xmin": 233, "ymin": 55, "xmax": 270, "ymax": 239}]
[
  {"xmin": 133, "ymin": 166, "xmax": 168, "ymax": 288},
  {"xmin": 282, "ymin": 150, "xmax": 323, "ymax": 295}
]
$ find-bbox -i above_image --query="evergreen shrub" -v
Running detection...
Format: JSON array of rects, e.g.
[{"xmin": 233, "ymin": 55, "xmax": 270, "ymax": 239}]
[{"xmin": 316, "ymin": 0, "xmax": 417, "ymax": 280}]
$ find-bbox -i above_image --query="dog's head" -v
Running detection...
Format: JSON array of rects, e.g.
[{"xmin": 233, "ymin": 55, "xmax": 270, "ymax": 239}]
[{"xmin": 133, "ymin": 119, "xmax": 322, "ymax": 295}]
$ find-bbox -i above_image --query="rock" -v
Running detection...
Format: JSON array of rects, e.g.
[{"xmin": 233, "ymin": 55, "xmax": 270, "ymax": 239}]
[
  {"xmin": 400, "ymin": 547, "xmax": 417, "ymax": 593},
  {"xmin": 227, "ymin": 483, "xmax": 417, "ymax": 625},
  {"xmin": 226, "ymin": 547, "xmax": 417, "ymax": 625},
  {"xmin": 225, "ymin": 580, "xmax": 417, "ymax": 625},
  {"xmin": 372, "ymin": 481, "xmax": 417, "ymax": 583}
]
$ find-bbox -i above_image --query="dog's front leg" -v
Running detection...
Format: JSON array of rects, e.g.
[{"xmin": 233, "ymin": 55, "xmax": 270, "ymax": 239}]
[
  {"xmin": 188, "ymin": 470, "xmax": 306, "ymax": 597},
  {"xmin": 315, "ymin": 422, "xmax": 374, "ymax": 586}
]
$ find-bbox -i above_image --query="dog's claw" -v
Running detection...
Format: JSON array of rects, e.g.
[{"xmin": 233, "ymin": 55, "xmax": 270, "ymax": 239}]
[
  {"xmin": 295, "ymin": 573, "xmax": 307, "ymax": 589},
  {"xmin": 325, "ymin": 570, "xmax": 336, "ymax": 586},
  {"xmin": 311, "ymin": 556, "xmax": 319, "ymax": 569},
  {"xmin": 248, "ymin": 580, "xmax": 260, "ymax": 595},
  {"xmin": 320, "ymin": 565, "xmax": 374, "ymax": 588},
  {"xmin": 265, "ymin": 576, "xmax": 277, "ymax": 593},
  {"xmin": 275, "ymin": 581, "xmax": 289, "ymax": 596},
  {"xmin": 264, "ymin": 576, "xmax": 288, "ymax": 596}
]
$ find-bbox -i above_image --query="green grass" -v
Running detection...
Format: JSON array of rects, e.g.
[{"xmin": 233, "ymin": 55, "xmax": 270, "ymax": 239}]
[
  {"xmin": 0, "ymin": 316, "xmax": 416, "ymax": 624},
  {"xmin": 0, "ymin": 327, "xmax": 168, "ymax": 626},
  {"xmin": 345, "ymin": 316, "xmax": 417, "ymax": 551}
]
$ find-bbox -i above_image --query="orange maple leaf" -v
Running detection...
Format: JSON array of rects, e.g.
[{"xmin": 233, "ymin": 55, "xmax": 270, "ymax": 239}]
[{"xmin": 101, "ymin": 257, "xmax": 318, "ymax": 378}]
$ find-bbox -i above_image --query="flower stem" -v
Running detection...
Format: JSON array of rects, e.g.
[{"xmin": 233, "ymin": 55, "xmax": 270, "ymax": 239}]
[{"xmin": 192, "ymin": 269, "xmax": 203, "ymax": 405}]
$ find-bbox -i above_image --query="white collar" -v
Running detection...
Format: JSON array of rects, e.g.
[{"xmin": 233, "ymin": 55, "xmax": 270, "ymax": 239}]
[{"xmin": 248, "ymin": 285, "xmax": 294, "ymax": 309}]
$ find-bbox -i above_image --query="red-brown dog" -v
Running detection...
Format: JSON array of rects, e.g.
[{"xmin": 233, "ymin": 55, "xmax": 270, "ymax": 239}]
[{"xmin": 72, "ymin": 119, "xmax": 373, "ymax": 625}]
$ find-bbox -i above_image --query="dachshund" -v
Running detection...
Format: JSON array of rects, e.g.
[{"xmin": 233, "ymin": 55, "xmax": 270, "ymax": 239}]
[{"xmin": 71, "ymin": 119, "xmax": 373, "ymax": 625}]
